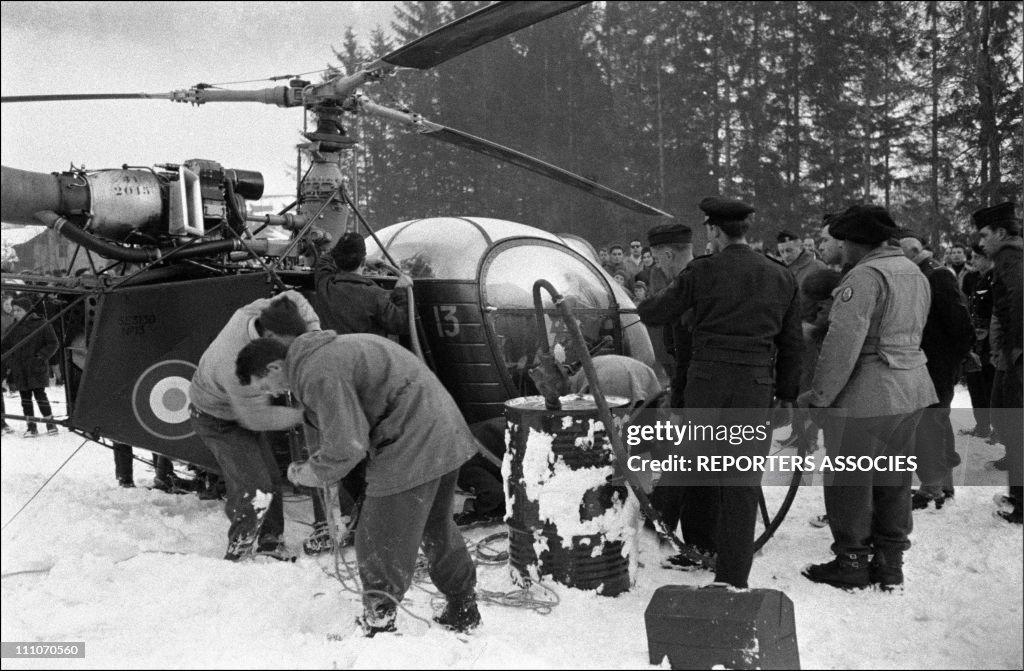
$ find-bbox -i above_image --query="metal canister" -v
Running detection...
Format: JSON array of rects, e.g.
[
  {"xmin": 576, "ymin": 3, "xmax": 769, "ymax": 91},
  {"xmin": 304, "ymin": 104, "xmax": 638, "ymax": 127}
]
[
  {"xmin": 504, "ymin": 394, "xmax": 636, "ymax": 596},
  {"xmin": 86, "ymin": 169, "xmax": 163, "ymax": 239}
]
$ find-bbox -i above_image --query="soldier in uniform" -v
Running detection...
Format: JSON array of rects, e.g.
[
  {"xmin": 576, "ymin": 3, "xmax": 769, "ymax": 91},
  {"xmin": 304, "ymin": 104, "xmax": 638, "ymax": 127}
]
[
  {"xmin": 637, "ymin": 198, "xmax": 803, "ymax": 589},
  {"xmin": 973, "ymin": 202, "xmax": 1023, "ymax": 524},
  {"xmin": 799, "ymin": 205, "xmax": 937, "ymax": 590}
]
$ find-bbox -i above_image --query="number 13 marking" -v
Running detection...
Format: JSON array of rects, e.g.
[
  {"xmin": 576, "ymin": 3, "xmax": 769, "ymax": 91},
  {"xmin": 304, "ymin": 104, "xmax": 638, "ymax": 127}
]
[{"xmin": 433, "ymin": 305, "xmax": 460, "ymax": 337}]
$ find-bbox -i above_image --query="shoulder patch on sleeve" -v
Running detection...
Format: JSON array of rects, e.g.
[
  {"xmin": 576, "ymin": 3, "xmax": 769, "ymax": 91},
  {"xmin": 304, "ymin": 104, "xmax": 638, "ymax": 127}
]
[{"xmin": 840, "ymin": 286, "xmax": 854, "ymax": 302}]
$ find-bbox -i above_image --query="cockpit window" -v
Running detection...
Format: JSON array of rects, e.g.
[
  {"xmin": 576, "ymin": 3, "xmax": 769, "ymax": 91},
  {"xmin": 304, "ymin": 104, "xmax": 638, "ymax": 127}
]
[
  {"xmin": 481, "ymin": 240, "xmax": 619, "ymax": 395},
  {"xmin": 364, "ymin": 218, "xmax": 488, "ymax": 279}
]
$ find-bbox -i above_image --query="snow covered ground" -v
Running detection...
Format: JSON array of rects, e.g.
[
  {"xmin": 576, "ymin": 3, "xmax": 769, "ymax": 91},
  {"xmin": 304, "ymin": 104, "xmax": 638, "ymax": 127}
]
[{"xmin": 1, "ymin": 386, "xmax": 1021, "ymax": 669}]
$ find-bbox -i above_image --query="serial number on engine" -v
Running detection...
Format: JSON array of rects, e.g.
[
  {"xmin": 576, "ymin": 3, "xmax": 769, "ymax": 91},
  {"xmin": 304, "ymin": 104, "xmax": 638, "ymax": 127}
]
[
  {"xmin": 111, "ymin": 183, "xmax": 156, "ymax": 196},
  {"xmin": 110, "ymin": 175, "xmax": 156, "ymax": 197},
  {"xmin": 0, "ymin": 641, "xmax": 85, "ymax": 658}
]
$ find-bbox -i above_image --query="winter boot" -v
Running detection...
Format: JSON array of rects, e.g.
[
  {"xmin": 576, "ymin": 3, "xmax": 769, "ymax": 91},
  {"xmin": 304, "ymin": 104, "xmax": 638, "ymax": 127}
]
[
  {"xmin": 303, "ymin": 522, "xmax": 334, "ymax": 555},
  {"xmin": 254, "ymin": 536, "xmax": 297, "ymax": 562},
  {"xmin": 802, "ymin": 553, "xmax": 870, "ymax": 590},
  {"xmin": 808, "ymin": 513, "xmax": 830, "ymax": 528},
  {"xmin": 434, "ymin": 592, "xmax": 482, "ymax": 633},
  {"xmin": 660, "ymin": 544, "xmax": 716, "ymax": 571},
  {"xmin": 869, "ymin": 549, "xmax": 904, "ymax": 591},
  {"xmin": 997, "ymin": 508, "xmax": 1024, "ymax": 524},
  {"xmin": 988, "ymin": 456, "xmax": 1009, "ymax": 471},
  {"xmin": 453, "ymin": 502, "xmax": 505, "ymax": 528},
  {"xmin": 911, "ymin": 487, "xmax": 947, "ymax": 510},
  {"xmin": 357, "ymin": 604, "xmax": 397, "ymax": 637},
  {"xmin": 994, "ymin": 492, "xmax": 1018, "ymax": 513},
  {"xmin": 995, "ymin": 489, "xmax": 1023, "ymax": 524},
  {"xmin": 224, "ymin": 532, "xmax": 259, "ymax": 561},
  {"xmin": 44, "ymin": 417, "xmax": 58, "ymax": 435}
]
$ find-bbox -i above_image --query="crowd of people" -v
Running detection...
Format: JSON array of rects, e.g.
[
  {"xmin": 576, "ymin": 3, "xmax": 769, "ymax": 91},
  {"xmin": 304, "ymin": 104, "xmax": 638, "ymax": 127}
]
[
  {"xmin": 633, "ymin": 199, "xmax": 1021, "ymax": 594},
  {"xmin": 1, "ymin": 197, "xmax": 1020, "ymax": 636}
]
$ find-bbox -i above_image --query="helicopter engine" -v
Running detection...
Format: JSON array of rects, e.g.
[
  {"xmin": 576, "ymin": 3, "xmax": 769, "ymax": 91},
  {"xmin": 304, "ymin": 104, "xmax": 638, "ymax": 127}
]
[{"xmin": 1, "ymin": 159, "xmax": 263, "ymax": 243}]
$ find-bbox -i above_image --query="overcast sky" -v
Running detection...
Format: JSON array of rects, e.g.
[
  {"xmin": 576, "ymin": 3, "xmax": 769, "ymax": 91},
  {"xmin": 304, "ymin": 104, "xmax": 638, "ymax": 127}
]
[{"xmin": 1, "ymin": 1, "xmax": 399, "ymax": 197}]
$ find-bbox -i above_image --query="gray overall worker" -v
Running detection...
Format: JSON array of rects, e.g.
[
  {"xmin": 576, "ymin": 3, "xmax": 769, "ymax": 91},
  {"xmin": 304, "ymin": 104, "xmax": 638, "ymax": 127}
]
[{"xmin": 235, "ymin": 322, "xmax": 480, "ymax": 636}]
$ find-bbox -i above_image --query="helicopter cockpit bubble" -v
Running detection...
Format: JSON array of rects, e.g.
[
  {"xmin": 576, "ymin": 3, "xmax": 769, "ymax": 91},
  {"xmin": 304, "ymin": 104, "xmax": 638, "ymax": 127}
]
[
  {"xmin": 364, "ymin": 217, "xmax": 645, "ymax": 420},
  {"xmin": 365, "ymin": 217, "xmax": 493, "ymax": 280}
]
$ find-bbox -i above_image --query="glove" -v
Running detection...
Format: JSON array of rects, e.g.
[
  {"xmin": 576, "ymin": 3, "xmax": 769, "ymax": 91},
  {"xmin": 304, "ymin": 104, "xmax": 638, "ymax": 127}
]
[{"xmin": 287, "ymin": 461, "xmax": 320, "ymax": 488}]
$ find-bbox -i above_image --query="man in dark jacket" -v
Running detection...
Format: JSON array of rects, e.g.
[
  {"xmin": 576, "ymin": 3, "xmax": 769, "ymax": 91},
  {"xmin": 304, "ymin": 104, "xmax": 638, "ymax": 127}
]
[
  {"xmin": 897, "ymin": 231, "xmax": 974, "ymax": 509},
  {"xmin": 638, "ymin": 198, "xmax": 803, "ymax": 588},
  {"xmin": 778, "ymin": 229, "xmax": 828, "ymax": 452},
  {"xmin": 3, "ymin": 297, "xmax": 58, "ymax": 437},
  {"xmin": 314, "ymin": 232, "xmax": 412, "ymax": 337},
  {"xmin": 236, "ymin": 330, "xmax": 479, "ymax": 636},
  {"xmin": 974, "ymin": 202, "xmax": 1023, "ymax": 524},
  {"xmin": 1, "ymin": 292, "xmax": 16, "ymax": 435},
  {"xmin": 960, "ymin": 247, "xmax": 996, "ymax": 442}
]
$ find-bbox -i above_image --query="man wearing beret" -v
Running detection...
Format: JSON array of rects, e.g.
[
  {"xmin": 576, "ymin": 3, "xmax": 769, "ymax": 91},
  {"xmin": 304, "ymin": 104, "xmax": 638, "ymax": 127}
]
[
  {"xmin": 896, "ymin": 229, "xmax": 974, "ymax": 510},
  {"xmin": 638, "ymin": 198, "xmax": 803, "ymax": 588},
  {"xmin": 799, "ymin": 204, "xmax": 937, "ymax": 590},
  {"xmin": 974, "ymin": 202, "xmax": 1023, "ymax": 524}
]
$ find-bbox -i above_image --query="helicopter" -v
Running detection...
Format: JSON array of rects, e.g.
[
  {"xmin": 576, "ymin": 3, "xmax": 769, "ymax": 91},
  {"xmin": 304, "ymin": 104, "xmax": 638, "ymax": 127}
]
[{"xmin": 0, "ymin": 1, "xmax": 801, "ymax": 549}]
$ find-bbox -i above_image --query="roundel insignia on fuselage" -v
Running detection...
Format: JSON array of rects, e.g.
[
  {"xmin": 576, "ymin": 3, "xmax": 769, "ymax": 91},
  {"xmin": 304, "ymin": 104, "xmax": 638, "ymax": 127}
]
[{"xmin": 131, "ymin": 360, "xmax": 197, "ymax": 440}]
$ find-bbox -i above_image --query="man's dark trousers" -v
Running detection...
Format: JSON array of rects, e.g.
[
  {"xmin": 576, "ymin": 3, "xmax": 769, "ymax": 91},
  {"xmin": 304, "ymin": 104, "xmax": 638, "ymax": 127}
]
[
  {"xmin": 190, "ymin": 407, "xmax": 285, "ymax": 545},
  {"xmin": 678, "ymin": 361, "xmax": 774, "ymax": 589}
]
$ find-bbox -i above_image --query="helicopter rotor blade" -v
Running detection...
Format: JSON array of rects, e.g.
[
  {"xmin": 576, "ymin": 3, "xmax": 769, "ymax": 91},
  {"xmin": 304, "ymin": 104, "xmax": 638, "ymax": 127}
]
[
  {"xmin": 367, "ymin": 1, "xmax": 589, "ymax": 72},
  {"xmin": 358, "ymin": 97, "xmax": 670, "ymax": 218},
  {"xmin": 424, "ymin": 126, "xmax": 670, "ymax": 217},
  {"xmin": 1, "ymin": 92, "xmax": 174, "ymax": 103}
]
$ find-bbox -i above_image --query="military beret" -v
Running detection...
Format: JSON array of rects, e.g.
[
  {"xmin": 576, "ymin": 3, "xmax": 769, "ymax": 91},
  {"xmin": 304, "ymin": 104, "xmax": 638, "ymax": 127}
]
[
  {"xmin": 647, "ymin": 223, "xmax": 692, "ymax": 246},
  {"xmin": 777, "ymin": 230, "xmax": 800, "ymax": 243},
  {"xmin": 972, "ymin": 202, "xmax": 1019, "ymax": 231},
  {"xmin": 333, "ymin": 231, "xmax": 366, "ymax": 258},
  {"xmin": 12, "ymin": 297, "xmax": 33, "ymax": 312},
  {"xmin": 699, "ymin": 197, "xmax": 755, "ymax": 223},
  {"xmin": 802, "ymin": 268, "xmax": 843, "ymax": 302},
  {"xmin": 829, "ymin": 205, "xmax": 899, "ymax": 244}
]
